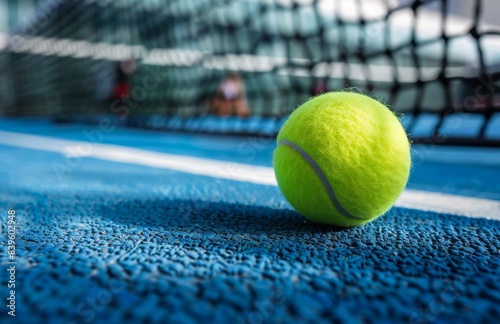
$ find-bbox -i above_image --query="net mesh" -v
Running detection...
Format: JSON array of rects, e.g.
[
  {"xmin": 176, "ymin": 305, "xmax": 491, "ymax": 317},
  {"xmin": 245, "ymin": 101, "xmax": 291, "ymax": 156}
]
[{"xmin": 0, "ymin": 0, "xmax": 499, "ymax": 144}]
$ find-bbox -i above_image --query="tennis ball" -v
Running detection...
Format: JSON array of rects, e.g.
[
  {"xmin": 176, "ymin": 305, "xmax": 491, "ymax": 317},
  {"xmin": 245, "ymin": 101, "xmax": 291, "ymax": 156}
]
[{"xmin": 273, "ymin": 91, "xmax": 411, "ymax": 227}]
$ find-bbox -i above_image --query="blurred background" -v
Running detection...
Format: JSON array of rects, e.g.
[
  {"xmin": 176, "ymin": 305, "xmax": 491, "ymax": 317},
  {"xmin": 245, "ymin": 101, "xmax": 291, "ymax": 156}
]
[{"xmin": 1, "ymin": 0, "xmax": 500, "ymax": 145}]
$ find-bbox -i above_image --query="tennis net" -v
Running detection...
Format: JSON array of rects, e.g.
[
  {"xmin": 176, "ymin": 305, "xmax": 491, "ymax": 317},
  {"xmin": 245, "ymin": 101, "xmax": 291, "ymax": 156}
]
[{"xmin": 0, "ymin": 0, "xmax": 499, "ymax": 145}]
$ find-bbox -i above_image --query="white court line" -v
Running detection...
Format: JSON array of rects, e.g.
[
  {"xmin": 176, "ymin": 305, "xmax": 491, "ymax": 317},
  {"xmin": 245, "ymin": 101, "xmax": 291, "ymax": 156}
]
[{"xmin": 1, "ymin": 130, "xmax": 499, "ymax": 220}]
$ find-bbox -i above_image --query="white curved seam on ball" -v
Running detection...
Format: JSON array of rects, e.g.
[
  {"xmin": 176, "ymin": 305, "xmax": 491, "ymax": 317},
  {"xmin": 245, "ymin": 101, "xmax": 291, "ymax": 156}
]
[{"xmin": 278, "ymin": 139, "xmax": 362, "ymax": 220}]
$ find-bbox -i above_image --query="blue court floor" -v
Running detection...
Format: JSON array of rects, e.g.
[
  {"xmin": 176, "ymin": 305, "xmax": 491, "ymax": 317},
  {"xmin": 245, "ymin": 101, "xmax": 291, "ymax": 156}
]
[{"xmin": 0, "ymin": 118, "xmax": 499, "ymax": 323}]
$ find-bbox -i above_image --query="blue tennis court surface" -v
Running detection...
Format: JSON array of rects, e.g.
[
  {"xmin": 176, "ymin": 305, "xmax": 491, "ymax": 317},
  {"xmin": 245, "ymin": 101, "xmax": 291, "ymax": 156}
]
[{"xmin": 1, "ymin": 118, "xmax": 499, "ymax": 323}]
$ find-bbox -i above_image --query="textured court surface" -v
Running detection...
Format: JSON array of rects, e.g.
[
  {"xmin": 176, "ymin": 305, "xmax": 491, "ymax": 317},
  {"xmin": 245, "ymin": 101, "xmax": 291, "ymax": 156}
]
[{"xmin": 1, "ymin": 119, "xmax": 500, "ymax": 323}]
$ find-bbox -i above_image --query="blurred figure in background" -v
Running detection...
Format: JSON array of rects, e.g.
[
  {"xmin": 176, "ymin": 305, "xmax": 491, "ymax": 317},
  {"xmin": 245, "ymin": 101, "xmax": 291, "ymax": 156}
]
[
  {"xmin": 210, "ymin": 74, "xmax": 251, "ymax": 118},
  {"xmin": 312, "ymin": 77, "xmax": 328, "ymax": 96},
  {"xmin": 112, "ymin": 59, "xmax": 137, "ymax": 100}
]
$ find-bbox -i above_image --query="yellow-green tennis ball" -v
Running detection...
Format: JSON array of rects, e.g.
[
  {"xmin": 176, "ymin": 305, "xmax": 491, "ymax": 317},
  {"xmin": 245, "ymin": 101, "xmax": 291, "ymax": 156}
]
[{"xmin": 273, "ymin": 91, "xmax": 411, "ymax": 227}]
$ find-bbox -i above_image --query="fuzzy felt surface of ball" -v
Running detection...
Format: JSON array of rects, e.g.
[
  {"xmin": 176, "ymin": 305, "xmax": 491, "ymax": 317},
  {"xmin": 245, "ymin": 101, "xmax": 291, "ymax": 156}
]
[{"xmin": 273, "ymin": 91, "xmax": 411, "ymax": 227}]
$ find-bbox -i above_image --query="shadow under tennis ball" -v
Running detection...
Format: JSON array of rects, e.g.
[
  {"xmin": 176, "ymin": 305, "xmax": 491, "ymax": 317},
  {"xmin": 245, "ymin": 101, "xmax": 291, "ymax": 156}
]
[{"xmin": 96, "ymin": 198, "xmax": 354, "ymax": 235}]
